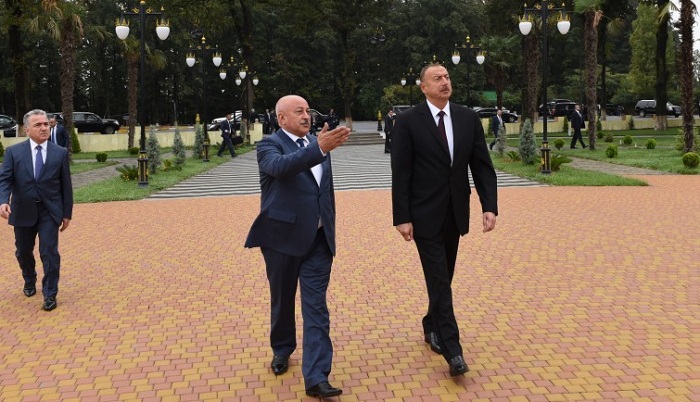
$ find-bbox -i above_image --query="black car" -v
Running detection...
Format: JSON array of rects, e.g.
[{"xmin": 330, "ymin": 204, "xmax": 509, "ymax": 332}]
[
  {"xmin": 309, "ymin": 108, "xmax": 328, "ymax": 131},
  {"xmin": 474, "ymin": 107, "xmax": 519, "ymax": 123},
  {"xmin": 53, "ymin": 112, "xmax": 120, "ymax": 134},
  {"xmin": 634, "ymin": 100, "xmax": 681, "ymax": 117},
  {"xmin": 539, "ymin": 100, "xmax": 577, "ymax": 118},
  {"xmin": 0, "ymin": 114, "xmax": 18, "ymax": 137},
  {"xmin": 207, "ymin": 111, "xmax": 243, "ymax": 132}
]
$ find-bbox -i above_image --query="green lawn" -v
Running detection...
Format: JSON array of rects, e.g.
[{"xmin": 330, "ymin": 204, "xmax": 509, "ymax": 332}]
[
  {"xmin": 501, "ymin": 127, "xmax": 699, "ymax": 176},
  {"xmin": 73, "ymin": 145, "xmax": 253, "ymax": 203}
]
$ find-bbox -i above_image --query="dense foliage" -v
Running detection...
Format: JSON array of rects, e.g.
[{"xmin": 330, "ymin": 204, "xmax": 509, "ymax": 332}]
[{"xmin": 0, "ymin": 0, "xmax": 697, "ymax": 128}]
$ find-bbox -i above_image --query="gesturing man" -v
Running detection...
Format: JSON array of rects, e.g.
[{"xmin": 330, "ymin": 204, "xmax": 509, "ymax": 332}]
[{"xmin": 245, "ymin": 95, "xmax": 350, "ymax": 398}]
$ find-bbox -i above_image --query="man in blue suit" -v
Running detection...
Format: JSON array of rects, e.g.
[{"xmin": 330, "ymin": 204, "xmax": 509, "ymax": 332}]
[
  {"xmin": 245, "ymin": 95, "xmax": 350, "ymax": 398},
  {"xmin": 49, "ymin": 115, "xmax": 70, "ymax": 148},
  {"xmin": 0, "ymin": 109, "xmax": 73, "ymax": 311}
]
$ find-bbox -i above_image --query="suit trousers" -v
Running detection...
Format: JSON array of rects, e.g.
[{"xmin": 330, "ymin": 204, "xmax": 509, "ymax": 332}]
[
  {"xmin": 262, "ymin": 228, "xmax": 334, "ymax": 389},
  {"xmin": 415, "ymin": 204, "xmax": 462, "ymax": 361},
  {"xmin": 570, "ymin": 128, "xmax": 586, "ymax": 148},
  {"xmin": 217, "ymin": 135, "xmax": 236, "ymax": 157},
  {"xmin": 15, "ymin": 202, "xmax": 61, "ymax": 298}
]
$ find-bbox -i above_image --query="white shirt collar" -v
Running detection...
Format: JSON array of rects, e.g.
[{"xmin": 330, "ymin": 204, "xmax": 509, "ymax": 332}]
[
  {"xmin": 282, "ymin": 129, "xmax": 306, "ymax": 145},
  {"xmin": 426, "ymin": 100, "xmax": 450, "ymax": 118},
  {"xmin": 29, "ymin": 138, "xmax": 47, "ymax": 149}
]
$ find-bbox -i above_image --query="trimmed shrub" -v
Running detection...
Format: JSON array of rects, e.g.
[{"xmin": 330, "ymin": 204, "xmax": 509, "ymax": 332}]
[
  {"xmin": 604, "ymin": 133, "xmax": 614, "ymax": 143},
  {"xmin": 0, "ymin": 141, "xmax": 4, "ymax": 157},
  {"xmin": 596, "ymin": 118, "xmax": 602, "ymax": 132},
  {"xmin": 128, "ymin": 147, "xmax": 139, "ymax": 155},
  {"xmin": 597, "ymin": 130, "xmax": 604, "ymax": 139},
  {"xmin": 173, "ymin": 127, "xmax": 186, "ymax": 167},
  {"xmin": 193, "ymin": 124, "xmax": 204, "ymax": 159},
  {"xmin": 146, "ymin": 126, "xmax": 161, "ymax": 174},
  {"xmin": 628, "ymin": 116, "xmax": 635, "ymax": 130},
  {"xmin": 605, "ymin": 145, "xmax": 618, "ymax": 158},
  {"xmin": 646, "ymin": 139, "xmax": 656, "ymax": 149},
  {"xmin": 495, "ymin": 123, "xmax": 507, "ymax": 155},
  {"xmin": 622, "ymin": 135, "xmax": 633, "ymax": 145},
  {"xmin": 562, "ymin": 118, "xmax": 568, "ymax": 134},
  {"xmin": 95, "ymin": 152, "xmax": 108, "ymax": 162},
  {"xmin": 518, "ymin": 118, "xmax": 539, "ymax": 165},
  {"xmin": 553, "ymin": 138, "xmax": 565, "ymax": 150},
  {"xmin": 682, "ymin": 152, "xmax": 700, "ymax": 168},
  {"xmin": 71, "ymin": 128, "xmax": 81, "ymax": 153}
]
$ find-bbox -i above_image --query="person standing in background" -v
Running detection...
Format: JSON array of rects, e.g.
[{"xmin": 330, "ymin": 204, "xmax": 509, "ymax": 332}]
[
  {"xmin": 49, "ymin": 115, "xmax": 70, "ymax": 148},
  {"xmin": 384, "ymin": 109, "xmax": 396, "ymax": 153}
]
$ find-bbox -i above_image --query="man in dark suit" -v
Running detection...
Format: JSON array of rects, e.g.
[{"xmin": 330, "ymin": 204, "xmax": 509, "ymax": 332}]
[
  {"xmin": 0, "ymin": 109, "xmax": 73, "ymax": 311},
  {"xmin": 384, "ymin": 109, "xmax": 396, "ymax": 153},
  {"xmin": 49, "ymin": 115, "xmax": 70, "ymax": 148},
  {"xmin": 569, "ymin": 104, "xmax": 587, "ymax": 149},
  {"xmin": 489, "ymin": 108, "xmax": 503, "ymax": 151},
  {"xmin": 391, "ymin": 63, "xmax": 498, "ymax": 377},
  {"xmin": 216, "ymin": 113, "xmax": 237, "ymax": 158},
  {"xmin": 245, "ymin": 95, "xmax": 350, "ymax": 398}
]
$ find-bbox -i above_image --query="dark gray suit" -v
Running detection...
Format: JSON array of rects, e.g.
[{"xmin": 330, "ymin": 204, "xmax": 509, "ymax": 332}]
[
  {"xmin": 0, "ymin": 140, "xmax": 73, "ymax": 298},
  {"xmin": 391, "ymin": 101, "xmax": 498, "ymax": 362},
  {"xmin": 245, "ymin": 129, "xmax": 336, "ymax": 389}
]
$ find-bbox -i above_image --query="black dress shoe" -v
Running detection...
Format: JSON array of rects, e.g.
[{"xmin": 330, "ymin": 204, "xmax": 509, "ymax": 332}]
[
  {"xmin": 424, "ymin": 332, "xmax": 442, "ymax": 354},
  {"xmin": 23, "ymin": 284, "xmax": 36, "ymax": 297},
  {"xmin": 42, "ymin": 297, "xmax": 57, "ymax": 311},
  {"xmin": 271, "ymin": 355, "xmax": 288, "ymax": 375},
  {"xmin": 448, "ymin": 355, "xmax": 469, "ymax": 377},
  {"xmin": 306, "ymin": 381, "xmax": 342, "ymax": 398}
]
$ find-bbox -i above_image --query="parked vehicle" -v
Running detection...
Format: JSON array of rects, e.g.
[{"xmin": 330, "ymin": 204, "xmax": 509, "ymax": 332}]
[
  {"xmin": 0, "ymin": 114, "xmax": 18, "ymax": 137},
  {"xmin": 207, "ymin": 111, "xmax": 242, "ymax": 131},
  {"xmin": 634, "ymin": 100, "xmax": 681, "ymax": 117},
  {"xmin": 539, "ymin": 99, "xmax": 577, "ymax": 118},
  {"xmin": 391, "ymin": 105, "xmax": 412, "ymax": 114},
  {"xmin": 474, "ymin": 107, "xmax": 519, "ymax": 123},
  {"xmin": 52, "ymin": 112, "xmax": 120, "ymax": 134},
  {"xmin": 309, "ymin": 108, "xmax": 328, "ymax": 130}
]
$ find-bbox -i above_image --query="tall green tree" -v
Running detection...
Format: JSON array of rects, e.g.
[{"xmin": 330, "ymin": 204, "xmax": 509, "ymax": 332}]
[
  {"xmin": 576, "ymin": 0, "xmax": 604, "ymax": 150},
  {"xmin": 480, "ymin": 35, "xmax": 519, "ymax": 109}
]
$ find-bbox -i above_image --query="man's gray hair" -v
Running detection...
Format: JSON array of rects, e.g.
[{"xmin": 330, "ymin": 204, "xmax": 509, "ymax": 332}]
[{"xmin": 23, "ymin": 109, "xmax": 47, "ymax": 126}]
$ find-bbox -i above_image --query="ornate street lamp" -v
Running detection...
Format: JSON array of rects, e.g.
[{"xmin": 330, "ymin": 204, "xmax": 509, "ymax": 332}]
[
  {"xmin": 519, "ymin": 1, "xmax": 570, "ymax": 174},
  {"xmin": 451, "ymin": 35, "xmax": 486, "ymax": 107},
  {"xmin": 186, "ymin": 30, "xmax": 222, "ymax": 162},
  {"xmin": 235, "ymin": 66, "xmax": 259, "ymax": 144},
  {"xmin": 400, "ymin": 68, "xmax": 421, "ymax": 107},
  {"xmin": 370, "ymin": 27, "xmax": 386, "ymax": 45},
  {"xmin": 115, "ymin": 1, "xmax": 169, "ymax": 187}
]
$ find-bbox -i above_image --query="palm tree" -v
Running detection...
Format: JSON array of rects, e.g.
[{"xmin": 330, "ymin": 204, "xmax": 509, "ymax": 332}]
[
  {"xmin": 652, "ymin": 0, "xmax": 673, "ymax": 130},
  {"xmin": 480, "ymin": 35, "xmax": 520, "ymax": 109},
  {"xmin": 5, "ymin": 0, "xmax": 34, "ymax": 124},
  {"xmin": 30, "ymin": 0, "xmax": 86, "ymax": 157},
  {"xmin": 678, "ymin": 0, "xmax": 695, "ymax": 152},
  {"xmin": 575, "ymin": 0, "xmax": 604, "ymax": 150}
]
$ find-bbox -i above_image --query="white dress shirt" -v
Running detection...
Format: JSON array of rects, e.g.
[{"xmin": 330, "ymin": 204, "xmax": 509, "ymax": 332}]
[{"xmin": 426, "ymin": 100, "xmax": 454, "ymax": 164}]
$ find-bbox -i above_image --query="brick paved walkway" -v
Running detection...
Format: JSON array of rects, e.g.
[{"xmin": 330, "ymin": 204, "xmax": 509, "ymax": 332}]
[{"xmin": 1, "ymin": 174, "xmax": 698, "ymax": 401}]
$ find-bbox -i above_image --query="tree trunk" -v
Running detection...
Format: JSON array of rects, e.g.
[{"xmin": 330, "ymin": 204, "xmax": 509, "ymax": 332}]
[
  {"xmin": 599, "ymin": 20, "xmax": 608, "ymax": 121},
  {"xmin": 584, "ymin": 10, "xmax": 600, "ymax": 150},
  {"xmin": 522, "ymin": 34, "xmax": 540, "ymax": 124},
  {"xmin": 679, "ymin": 0, "xmax": 695, "ymax": 152},
  {"xmin": 339, "ymin": 29, "xmax": 356, "ymax": 131},
  {"xmin": 127, "ymin": 52, "xmax": 138, "ymax": 149},
  {"xmin": 6, "ymin": 0, "xmax": 31, "ymax": 126},
  {"xmin": 655, "ymin": 0, "xmax": 670, "ymax": 131},
  {"xmin": 60, "ymin": 19, "xmax": 77, "ymax": 159}
]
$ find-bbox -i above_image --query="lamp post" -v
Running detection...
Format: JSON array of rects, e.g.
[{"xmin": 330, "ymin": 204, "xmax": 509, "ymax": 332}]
[
  {"xmin": 519, "ymin": 1, "xmax": 570, "ymax": 174},
  {"xmin": 115, "ymin": 1, "xmax": 170, "ymax": 187},
  {"xmin": 235, "ymin": 67, "xmax": 259, "ymax": 144},
  {"xmin": 451, "ymin": 35, "xmax": 486, "ymax": 107},
  {"xmin": 400, "ymin": 68, "xmax": 421, "ymax": 107},
  {"xmin": 186, "ymin": 30, "xmax": 222, "ymax": 162}
]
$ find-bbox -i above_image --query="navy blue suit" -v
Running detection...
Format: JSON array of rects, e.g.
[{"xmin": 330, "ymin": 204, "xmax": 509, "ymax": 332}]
[
  {"xmin": 245, "ymin": 129, "xmax": 336, "ymax": 389},
  {"xmin": 0, "ymin": 140, "xmax": 73, "ymax": 298},
  {"xmin": 217, "ymin": 119, "xmax": 236, "ymax": 157},
  {"xmin": 51, "ymin": 124, "xmax": 70, "ymax": 148}
]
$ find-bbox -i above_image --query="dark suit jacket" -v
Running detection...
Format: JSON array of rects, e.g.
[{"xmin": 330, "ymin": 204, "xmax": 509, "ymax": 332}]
[
  {"xmin": 384, "ymin": 114, "xmax": 395, "ymax": 134},
  {"xmin": 491, "ymin": 115, "xmax": 502, "ymax": 136},
  {"xmin": 391, "ymin": 101, "xmax": 498, "ymax": 238},
  {"xmin": 53, "ymin": 124, "xmax": 70, "ymax": 148},
  {"xmin": 245, "ymin": 129, "xmax": 336, "ymax": 257},
  {"xmin": 0, "ymin": 140, "xmax": 73, "ymax": 226},
  {"xmin": 221, "ymin": 119, "xmax": 232, "ymax": 137},
  {"xmin": 570, "ymin": 110, "xmax": 585, "ymax": 130}
]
